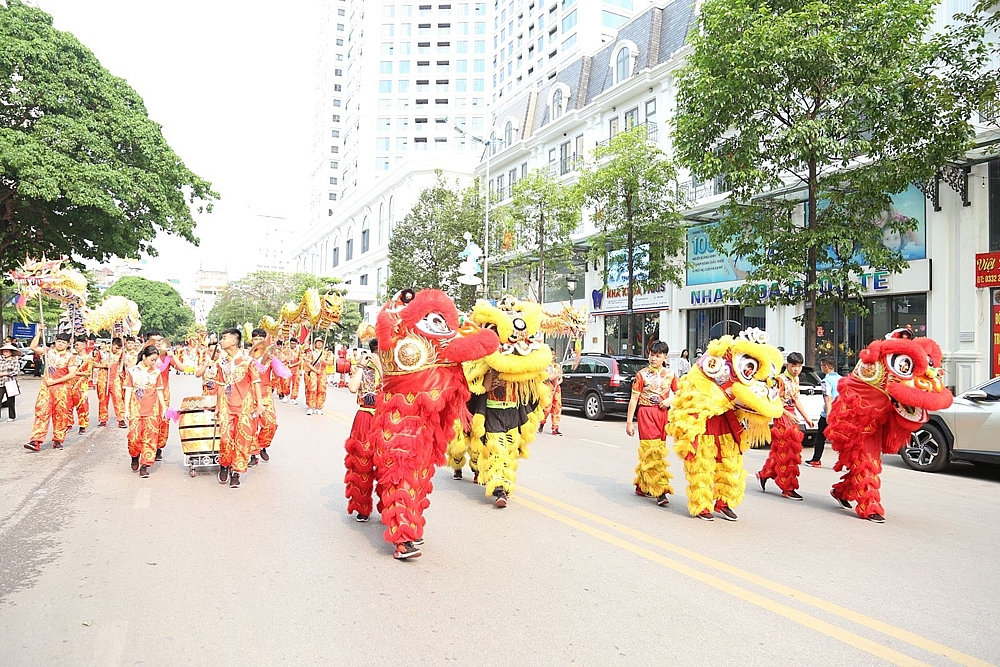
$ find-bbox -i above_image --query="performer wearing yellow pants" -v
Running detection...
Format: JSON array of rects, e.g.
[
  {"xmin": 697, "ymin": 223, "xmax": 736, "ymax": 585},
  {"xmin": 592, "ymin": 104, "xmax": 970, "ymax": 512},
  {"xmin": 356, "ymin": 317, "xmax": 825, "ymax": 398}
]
[{"xmin": 625, "ymin": 341, "xmax": 678, "ymax": 507}]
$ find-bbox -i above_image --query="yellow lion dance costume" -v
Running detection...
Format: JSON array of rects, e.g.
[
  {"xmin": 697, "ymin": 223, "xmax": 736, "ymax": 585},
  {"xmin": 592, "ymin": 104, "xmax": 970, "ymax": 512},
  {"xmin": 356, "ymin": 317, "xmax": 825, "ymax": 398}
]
[
  {"xmin": 448, "ymin": 297, "xmax": 552, "ymax": 507},
  {"xmin": 667, "ymin": 329, "xmax": 784, "ymax": 521}
]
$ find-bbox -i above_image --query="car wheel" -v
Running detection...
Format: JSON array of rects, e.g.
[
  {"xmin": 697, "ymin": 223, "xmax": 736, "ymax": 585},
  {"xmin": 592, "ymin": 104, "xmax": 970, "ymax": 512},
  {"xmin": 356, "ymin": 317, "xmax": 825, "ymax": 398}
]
[
  {"xmin": 901, "ymin": 423, "xmax": 949, "ymax": 473},
  {"xmin": 583, "ymin": 392, "xmax": 605, "ymax": 421}
]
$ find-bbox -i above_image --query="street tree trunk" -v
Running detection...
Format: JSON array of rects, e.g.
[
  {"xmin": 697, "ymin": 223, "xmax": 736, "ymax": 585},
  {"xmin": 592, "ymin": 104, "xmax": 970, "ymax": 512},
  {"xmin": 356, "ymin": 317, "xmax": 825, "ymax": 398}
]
[{"xmin": 805, "ymin": 157, "xmax": 818, "ymax": 367}]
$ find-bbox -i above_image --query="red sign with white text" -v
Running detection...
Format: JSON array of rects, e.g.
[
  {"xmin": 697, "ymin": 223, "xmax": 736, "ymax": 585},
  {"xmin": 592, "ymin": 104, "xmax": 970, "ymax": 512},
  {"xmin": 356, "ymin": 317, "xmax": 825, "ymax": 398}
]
[
  {"xmin": 993, "ymin": 291, "xmax": 1000, "ymax": 378},
  {"xmin": 976, "ymin": 252, "xmax": 1000, "ymax": 288}
]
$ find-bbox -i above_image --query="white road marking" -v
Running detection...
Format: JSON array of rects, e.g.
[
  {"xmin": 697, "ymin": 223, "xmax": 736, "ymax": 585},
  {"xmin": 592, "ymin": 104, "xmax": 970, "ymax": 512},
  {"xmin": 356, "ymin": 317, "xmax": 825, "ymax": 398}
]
[
  {"xmin": 132, "ymin": 488, "xmax": 151, "ymax": 509},
  {"xmin": 580, "ymin": 438, "xmax": 620, "ymax": 449}
]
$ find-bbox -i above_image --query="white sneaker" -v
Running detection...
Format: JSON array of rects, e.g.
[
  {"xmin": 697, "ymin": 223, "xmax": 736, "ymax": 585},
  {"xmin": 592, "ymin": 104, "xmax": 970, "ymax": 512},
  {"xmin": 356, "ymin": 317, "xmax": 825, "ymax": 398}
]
[
  {"xmin": 291, "ymin": 399, "xmax": 298, "ymax": 405},
  {"xmin": 282, "ymin": 396, "xmax": 288, "ymax": 403},
  {"xmin": 6, "ymin": 418, "xmax": 13, "ymax": 422},
  {"xmin": 306, "ymin": 408, "xmax": 313, "ymax": 415},
  {"xmin": 316, "ymin": 409, "xmax": 323, "ymax": 415}
]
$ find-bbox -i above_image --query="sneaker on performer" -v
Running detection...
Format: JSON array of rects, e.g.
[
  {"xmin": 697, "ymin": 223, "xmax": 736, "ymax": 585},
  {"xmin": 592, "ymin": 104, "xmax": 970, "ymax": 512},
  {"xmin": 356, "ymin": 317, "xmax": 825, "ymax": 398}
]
[
  {"xmin": 831, "ymin": 490, "xmax": 852, "ymax": 510},
  {"xmin": 782, "ymin": 490, "xmax": 804, "ymax": 501},
  {"xmin": 306, "ymin": 408, "xmax": 313, "ymax": 415},
  {"xmin": 656, "ymin": 493, "xmax": 670, "ymax": 507},
  {"xmin": 218, "ymin": 466, "xmax": 230, "ymax": 484},
  {"xmin": 356, "ymin": 514, "xmax": 369, "ymax": 523},
  {"xmin": 806, "ymin": 460, "xmax": 821, "ymax": 468},
  {"xmin": 717, "ymin": 506, "xmax": 738, "ymax": 521},
  {"xmin": 697, "ymin": 511, "xmax": 714, "ymax": 522},
  {"xmin": 230, "ymin": 472, "xmax": 241, "ymax": 489},
  {"xmin": 756, "ymin": 472, "xmax": 768, "ymax": 492},
  {"xmin": 394, "ymin": 542, "xmax": 421, "ymax": 560},
  {"xmin": 453, "ymin": 469, "xmax": 463, "ymax": 480},
  {"xmin": 259, "ymin": 448, "xmax": 269, "ymax": 462}
]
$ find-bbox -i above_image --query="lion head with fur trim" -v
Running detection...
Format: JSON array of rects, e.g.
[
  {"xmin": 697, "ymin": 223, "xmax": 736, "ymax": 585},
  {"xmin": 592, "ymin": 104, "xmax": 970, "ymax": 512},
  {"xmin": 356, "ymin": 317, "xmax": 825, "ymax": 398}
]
[{"xmin": 465, "ymin": 296, "xmax": 552, "ymax": 383}]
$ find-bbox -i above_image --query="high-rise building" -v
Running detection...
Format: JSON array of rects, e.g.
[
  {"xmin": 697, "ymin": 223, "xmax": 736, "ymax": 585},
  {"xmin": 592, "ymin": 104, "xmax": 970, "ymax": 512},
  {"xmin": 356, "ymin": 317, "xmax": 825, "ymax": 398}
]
[{"xmin": 490, "ymin": 0, "xmax": 654, "ymax": 104}]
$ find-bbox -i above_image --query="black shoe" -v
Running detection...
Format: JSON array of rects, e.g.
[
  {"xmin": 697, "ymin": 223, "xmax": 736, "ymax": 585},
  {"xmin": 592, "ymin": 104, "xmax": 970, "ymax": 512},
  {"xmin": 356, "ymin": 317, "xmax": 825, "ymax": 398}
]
[
  {"xmin": 493, "ymin": 488, "xmax": 508, "ymax": 508},
  {"xmin": 472, "ymin": 471, "xmax": 479, "ymax": 484},
  {"xmin": 259, "ymin": 448, "xmax": 269, "ymax": 462},
  {"xmin": 218, "ymin": 466, "xmax": 230, "ymax": 484},
  {"xmin": 131, "ymin": 456, "xmax": 140, "ymax": 471},
  {"xmin": 756, "ymin": 472, "xmax": 767, "ymax": 493},
  {"xmin": 249, "ymin": 454, "xmax": 258, "ymax": 467},
  {"xmin": 656, "ymin": 493, "xmax": 670, "ymax": 507},
  {"xmin": 717, "ymin": 506, "xmax": 738, "ymax": 522},
  {"xmin": 139, "ymin": 466, "xmax": 150, "ymax": 478},
  {"xmin": 831, "ymin": 490, "xmax": 852, "ymax": 510},
  {"xmin": 118, "ymin": 421, "xmax": 127, "ymax": 429},
  {"xmin": 98, "ymin": 422, "xmax": 107, "ymax": 427},
  {"xmin": 697, "ymin": 511, "xmax": 714, "ymax": 522},
  {"xmin": 411, "ymin": 538, "xmax": 424, "ymax": 546},
  {"xmin": 782, "ymin": 490, "xmax": 804, "ymax": 501},
  {"xmin": 453, "ymin": 469, "xmax": 463, "ymax": 480},
  {"xmin": 867, "ymin": 513, "xmax": 885, "ymax": 524},
  {"xmin": 78, "ymin": 427, "xmax": 86, "ymax": 435},
  {"xmin": 24, "ymin": 441, "xmax": 41, "ymax": 452},
  {"xmin": 52, "ymin": 441, "xmax": 64, "ymax": 449},
  {"xmin": 356, "ymin": 514, "xmax": 370, "ymax": 523},
  {"xmin": 538, "ymin": 424, "xmax": 544, "ymax": 433},
  {"xmin": 230, "ymin": 472, "xmax": 241, "ymax": 489},
  {"xmin": 155, "ymin": 449, "xmax": 163, "ymax": 461},
  {"xmin": 393, "ymin": 542, "xmax": 421, "ymax": 560}
]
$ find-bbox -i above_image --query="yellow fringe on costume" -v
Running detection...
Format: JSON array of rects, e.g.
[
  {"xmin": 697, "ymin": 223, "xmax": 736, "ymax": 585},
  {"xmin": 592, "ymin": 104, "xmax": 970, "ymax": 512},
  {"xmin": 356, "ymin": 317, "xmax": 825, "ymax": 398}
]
[
  {"xmin": 448, "ymin": 413, "xmax": 485, "ymax": 472},
  {"xmin": 634, "ymin": 439, "xmax": 674, "ymax": 497},
  {"xmin": 668, "ymin": 368, "xmax": 730, "ymax": 460},
  {"xmin": 480, "ymin": 428, "xmax": 521, "ymax": 497},
  {"xmin": 734, "ymin": 408, "xmax": 773, "ymax": 451}
]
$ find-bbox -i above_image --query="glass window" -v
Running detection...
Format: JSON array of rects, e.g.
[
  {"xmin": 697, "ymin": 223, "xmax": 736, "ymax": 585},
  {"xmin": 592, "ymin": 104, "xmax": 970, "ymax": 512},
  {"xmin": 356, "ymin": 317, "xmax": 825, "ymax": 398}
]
[
  {"xmin": 376, "ymin": 137, "xmax": 390, "ymax": 150},
  {"xmin": 377, "ymin": 117, "xmax": 391, "ymax": 131},
  {"xmin": 474, "ymin": 40, "xmax": 486, "ymax": 53},
  {"xmin": 398, "ymin": 80, "xmax": 410, "ymax": 92},
  {"xmin": 457, "ymin": 40, "xmax": 468, "ymax": 53},
  {"xmin": 383, "ymin": 5, "xmax": 396, "ymax": 18},
  {"xmin": 552, "ymin": 88, "xmax": 563, "ymax": 119},
  {"xmin": 603, "ymin": 0, "xmax": 633, "ymax": 7},
  {"xmin": 361, "ymin": 218, "xmax": 370, "ymax": 253},
  {"xmin": 346, "ymin": 230, "xmax": 354, "ymax": 260},
  {"xmin": 399, "ymin": 60, "xmax": 411, "ymax": 73},
  {"xmin": 473, "ymin": 78, "xmax": 484, "ymax": 91},
  {"xmin": 504, "ymin": 121, "xmax": 513, "ymax": 145},
  {"xmin": 381, "ymin": 42, "xmax": 395, "ymax": 55},
  {"xmin": 561, "ymin": 9, "xmax": 577, "ymax": 31},
  {"xmin": 456, "ymin": 79, "xmax": 467, "ymax": 91},
  {"xmin": 382, "ymin": 23, "xmax": 395, "ymax": 37},
  {"xmin": 624, "ymin": 107, "xmax": 639, "ymax": 129},
  {"xmin": 474, "ymin": 59, "xmax": 485, "ymax": 72},
  {"xmin": 603, "ymin": 11, "xmax": 628, "ymax": 29},
  {"xmin": 615, "ymin": 47, "xmax": 630, "ymax": 83},
  {"xmin": 379, "ymin": 80, "xmax": 393, "ymax": 92}
]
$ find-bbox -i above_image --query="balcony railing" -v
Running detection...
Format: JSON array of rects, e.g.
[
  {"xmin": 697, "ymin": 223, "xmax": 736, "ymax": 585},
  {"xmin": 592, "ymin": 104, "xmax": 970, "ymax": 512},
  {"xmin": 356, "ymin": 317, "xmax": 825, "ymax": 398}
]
[
  {"xmin": 679, "ymin": 175, "xmax": 729, "ymax": 205},
  {"xmin": 597, "ymin": 120, "xmax": 659, "ymax": 149},
  {"xmin": 548, "ymin": 155, "xmax": 583, "ymax": 177}
]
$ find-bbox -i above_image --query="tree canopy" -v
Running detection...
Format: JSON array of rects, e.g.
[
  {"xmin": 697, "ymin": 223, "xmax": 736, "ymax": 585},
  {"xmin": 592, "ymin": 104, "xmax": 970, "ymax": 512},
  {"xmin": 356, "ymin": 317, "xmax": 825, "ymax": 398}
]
[
  {"xmin": 495, "ymin": 168, "xmax": 581, "ymax": 302},
  {"xmin": 386, "ymin": 171, "xmax": 482, "ymax": 311},
  {"xmin": 673, "ymin": 0, "xmax": 989, "ymax": 364},
  {"xmin": 0, "ymin": 0, "xmax": 216, "ymax": 273},
  {"xmin": 105, "ymin": 276, "xmax": 194, "ymax": 340}
]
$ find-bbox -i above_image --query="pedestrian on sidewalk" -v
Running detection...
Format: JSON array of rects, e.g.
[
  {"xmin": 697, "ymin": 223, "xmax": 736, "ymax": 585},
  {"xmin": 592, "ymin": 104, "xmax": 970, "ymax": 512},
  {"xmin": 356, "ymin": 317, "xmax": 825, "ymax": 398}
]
[
  {"xmin": 676, "ymin": 349, "xmax": 691, "ymax": 376},
  {"xmin": 0, "ymin": 343, "xmax": 22, "ymax": 421},
  {"xmin": 626, "ymin": 340, "xmax": 678, "ymax": 507},
  {"xmin": 805, "ymin": 356, "xmax": 841, "ymax": 467}
]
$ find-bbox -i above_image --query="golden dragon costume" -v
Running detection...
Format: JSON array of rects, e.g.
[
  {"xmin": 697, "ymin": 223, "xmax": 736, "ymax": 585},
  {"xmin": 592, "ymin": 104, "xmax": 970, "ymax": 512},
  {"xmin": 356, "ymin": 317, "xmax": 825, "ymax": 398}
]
[
  {"xmin": 447, "ymin": 297, "xmax": 552, "ymax": 507},
  {"xmin": 667, "ymin": 329, "xmax": 784, "ymax": 521}
]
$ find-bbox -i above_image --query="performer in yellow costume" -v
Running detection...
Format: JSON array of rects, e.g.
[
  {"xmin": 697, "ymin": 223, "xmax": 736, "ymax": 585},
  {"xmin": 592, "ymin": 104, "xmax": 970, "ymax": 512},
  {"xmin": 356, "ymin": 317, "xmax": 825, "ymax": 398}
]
[
  {"xmin": 448, "ymin": 297, "xmax": 551, "ymax": 507},
  {"xmin": 667, "ymin": 329, "xmax": 784, "ymax": 522}
]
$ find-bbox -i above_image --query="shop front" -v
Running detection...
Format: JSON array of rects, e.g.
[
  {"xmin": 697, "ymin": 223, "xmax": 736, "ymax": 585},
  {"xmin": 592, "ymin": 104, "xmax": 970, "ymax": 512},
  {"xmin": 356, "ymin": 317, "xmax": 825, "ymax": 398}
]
[{"xmin": 590, "ymin": 278, "xmax": 668, "ymax": 357}]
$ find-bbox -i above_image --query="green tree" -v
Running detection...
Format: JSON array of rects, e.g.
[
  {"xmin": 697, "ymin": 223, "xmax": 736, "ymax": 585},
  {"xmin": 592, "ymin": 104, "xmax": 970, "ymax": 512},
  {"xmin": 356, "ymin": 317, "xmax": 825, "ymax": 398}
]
[
  {"xmin": 387, "ymin": 171, "xmax": 482, "ymax": 310},
  {"xmin": 105, "ymin": 276, "xmax": 194, "ymax": 340},
  {"xmin": 673, "ymin": 0, "xmax": 988, "ymax": 365},
  {"xmin": 0, "ymin": 0, "xmax": 216, "ymax": 273},
  {"xmin": 578, "ymin": 127, "xmax": 686, "ymax": 355},
  {"xmin": 496, "ymin": 168, "xmax": 581, "ymax": 302}
]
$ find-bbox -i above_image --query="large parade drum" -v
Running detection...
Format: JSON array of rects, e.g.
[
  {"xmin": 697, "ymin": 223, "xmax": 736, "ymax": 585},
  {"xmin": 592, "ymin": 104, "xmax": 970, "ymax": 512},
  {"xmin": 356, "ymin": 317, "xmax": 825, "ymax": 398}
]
[{"xmin": 178, "ymin": 394, "xmax": 220, "ymax": 456}]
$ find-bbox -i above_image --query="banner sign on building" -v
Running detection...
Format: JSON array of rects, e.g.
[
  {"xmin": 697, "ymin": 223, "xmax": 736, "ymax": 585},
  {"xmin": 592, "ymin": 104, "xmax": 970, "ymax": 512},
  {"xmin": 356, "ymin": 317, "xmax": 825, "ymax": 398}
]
[
  {"xmin": 596, "ymin": 245, "xmax": 669, "ymax": 312},
  {"xmin": 686, "ymin": 185, "xmax": 927, "ymax": 287},
  {"xmin": 11, "ymin": 322, "xmax": 37, "ymax": 339},
  {"xmin": 992, "ymin": 290, "xmax": 1000, "ymax": 378},
  {"xmin": 975, "ymin": 252, "xmax": 1000, "ymax": 289}
]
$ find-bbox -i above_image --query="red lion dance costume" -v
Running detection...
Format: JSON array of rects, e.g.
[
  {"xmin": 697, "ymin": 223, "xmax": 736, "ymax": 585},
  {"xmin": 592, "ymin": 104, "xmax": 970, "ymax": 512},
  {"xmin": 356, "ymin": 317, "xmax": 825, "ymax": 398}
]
[
  {"xmin": 363, "ymin": 288, "xmax": 499, "ymax": 560},
  {"xmin": 825, "ymin": 329, "xmax": 952, "ymax": 522}
]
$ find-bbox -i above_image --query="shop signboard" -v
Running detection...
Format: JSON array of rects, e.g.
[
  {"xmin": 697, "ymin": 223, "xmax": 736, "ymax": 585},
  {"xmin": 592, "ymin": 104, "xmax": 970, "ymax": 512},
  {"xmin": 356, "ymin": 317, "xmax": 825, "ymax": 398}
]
[
  {"xmin": 686, "ymin": 186, "xmax": 927, "ymax": 287},
  {"xmin": 595, "ymin": 245, "xmax": 669, "ymax": 312},
  {"xmin": 975, "ymin": 252, "xmax": 1000, "ymax": 289}
]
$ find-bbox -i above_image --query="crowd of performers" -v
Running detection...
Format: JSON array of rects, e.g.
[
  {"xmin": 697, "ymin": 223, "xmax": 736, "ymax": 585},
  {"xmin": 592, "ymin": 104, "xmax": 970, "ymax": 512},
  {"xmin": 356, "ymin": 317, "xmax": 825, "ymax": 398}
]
[
  {"xmin": 336, "ymin": 287, "xmax": 953, "ymax": 561},
  {"xmin": 17, "ymin": 285, "xmax": 954, "ymax": 562}
]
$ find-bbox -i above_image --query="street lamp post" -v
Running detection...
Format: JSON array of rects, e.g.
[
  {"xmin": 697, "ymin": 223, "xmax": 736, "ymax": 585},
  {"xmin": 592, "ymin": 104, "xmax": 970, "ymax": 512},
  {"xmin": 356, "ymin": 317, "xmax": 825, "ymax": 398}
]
[{"xmin": 566, "ymin": 275, "xmax": 579, "ymax": 307}]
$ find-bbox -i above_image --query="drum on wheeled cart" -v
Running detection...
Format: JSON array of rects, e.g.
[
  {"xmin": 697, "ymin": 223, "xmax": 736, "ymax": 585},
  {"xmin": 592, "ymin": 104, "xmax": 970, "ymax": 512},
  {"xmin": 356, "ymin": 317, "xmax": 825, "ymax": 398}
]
[{"xmin": 178, "ymin": 395, "xmax": 220, "ymax": 477}]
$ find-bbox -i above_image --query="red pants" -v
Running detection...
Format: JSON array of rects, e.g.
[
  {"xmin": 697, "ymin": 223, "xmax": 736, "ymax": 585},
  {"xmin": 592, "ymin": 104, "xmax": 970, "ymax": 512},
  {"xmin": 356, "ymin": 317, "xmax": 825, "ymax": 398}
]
[
  {"xmin": 304, "ymin": 372, "xmax": 326, "ymax": 410},
  {"xmin": 31, "ymin": 382, "xmax": 72, "ymax": 443},
  {"xmin": 69, "ymin": 379, "xmax": 90, "ymax": 429},
  {"xmin": 542, "ymin": 384, "xmax": 562, "ymax": 431},
  {"xmin": 344, "ymin": 409, "xmax": 376, "ymax": 517},
  {"xmin": 155, "ymin": 385, "xmax": 171, "ymax": 450},
  {"xmin": 127, "ymin": 415, "xmax": 159, "ymax": 467},
  {"xmin": 758, "ymin": 411, "xmax": 803, "ymax": 493},
  {"xmin": 219, "ymin": 407, "xmax": 254, "ymax": 474},
  {"xmin": 96, "ymin": 370, "xmax": 110, "ymax": 423},
  {"xmin": 289, "ymin": 371, "xmax": 301, "ymax": 400},
  {"xmin": 256, "ymin": 394, "xmax": 278, "ymax": 451},
  {"xmin": 832, "ymin": 450, "xmax": 885, "ymax": 518}
]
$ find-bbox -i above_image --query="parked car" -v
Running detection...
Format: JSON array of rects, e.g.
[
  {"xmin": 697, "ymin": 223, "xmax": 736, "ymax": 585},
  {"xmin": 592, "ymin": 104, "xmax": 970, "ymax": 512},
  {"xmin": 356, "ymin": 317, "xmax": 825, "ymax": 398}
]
[
  {"xmin": 793, "ymin": 366, "xmax": 825, "ymax": 434},
  {"xmin": 900, "ymin": 376, "xmax": 1000, "ymax": 472},
  {"xmin": 17, "ymin": 347, "xmax": 36, "ymax": 374},
  {"xmin": 560, "ymin": 353, "xmax": 648, "ymax": 420}
]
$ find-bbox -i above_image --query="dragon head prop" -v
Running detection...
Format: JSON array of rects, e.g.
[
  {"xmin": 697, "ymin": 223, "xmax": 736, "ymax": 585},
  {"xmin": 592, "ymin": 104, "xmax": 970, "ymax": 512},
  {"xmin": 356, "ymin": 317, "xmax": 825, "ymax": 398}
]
[
  {"xmin": 9, "ymin": 255, "xmax": 88, "ymax": 309},
  {"xmin": 669, "ymin": 328, "xmax": 784, "ymax": 454},
  {"xmin": 467, "ymin": 296, "xmax": 552, "ymax": 384},
  {"xmin": 376, "ymin": 288, "xmax": 499, "ymax": 374},
  {"xmin": 852, "ymin": 328, "xmax": 953, "ymax": 424}
]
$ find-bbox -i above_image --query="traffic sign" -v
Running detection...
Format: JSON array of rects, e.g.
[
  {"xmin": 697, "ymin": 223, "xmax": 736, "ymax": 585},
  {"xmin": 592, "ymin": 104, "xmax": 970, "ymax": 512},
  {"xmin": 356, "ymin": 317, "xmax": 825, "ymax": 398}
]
[{"xmin": 11, "ymin": 322, "xmax": 37, "ymax": 339}]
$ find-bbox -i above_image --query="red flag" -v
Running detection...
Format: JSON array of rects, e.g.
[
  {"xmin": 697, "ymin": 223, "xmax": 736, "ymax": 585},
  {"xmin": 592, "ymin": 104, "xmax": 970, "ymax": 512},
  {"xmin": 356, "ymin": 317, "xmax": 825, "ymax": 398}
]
[{"xmin": 297, "ymin": 325, "xmax": 309, "ymax": 344}]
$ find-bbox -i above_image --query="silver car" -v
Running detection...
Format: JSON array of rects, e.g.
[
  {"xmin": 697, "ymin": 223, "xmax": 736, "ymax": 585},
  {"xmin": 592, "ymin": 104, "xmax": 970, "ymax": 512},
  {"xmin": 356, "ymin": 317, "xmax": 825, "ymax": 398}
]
[{"xmin": 901, "ymin": 377, "xmax": 1000, "ymax": 472}]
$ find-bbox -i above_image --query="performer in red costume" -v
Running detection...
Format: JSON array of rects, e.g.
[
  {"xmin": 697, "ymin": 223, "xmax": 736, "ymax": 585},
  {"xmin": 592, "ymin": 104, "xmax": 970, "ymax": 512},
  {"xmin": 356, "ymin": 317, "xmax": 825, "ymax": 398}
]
[
  {"xmin": 344, "ymin": 338, "xmax": 383, "ymax": 522},
  {"xmin": 825, "ymin": 329, "xmax": 952, "ymax": 522},
  {"xmin": 368, "ymin": 288, "xmax": 499, "ymax": 560},
  {"xmin": 756, "ymin": 351, "xmax": 814, "ymax": 501},
  {"xmin": 249, "ymin": 328, "xmax": 289, "ymax": 465}
]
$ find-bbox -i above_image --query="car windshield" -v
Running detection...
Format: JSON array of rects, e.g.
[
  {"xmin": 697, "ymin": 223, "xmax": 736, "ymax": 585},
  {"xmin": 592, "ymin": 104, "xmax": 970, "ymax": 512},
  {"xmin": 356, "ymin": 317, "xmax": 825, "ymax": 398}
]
[
  {"xmin": 798, "ymin": 367, "xmax": 823, "ymax": 387},
  {"xmin": 615, "ymin": 359, "xmax": 646, "ymax": 377}
]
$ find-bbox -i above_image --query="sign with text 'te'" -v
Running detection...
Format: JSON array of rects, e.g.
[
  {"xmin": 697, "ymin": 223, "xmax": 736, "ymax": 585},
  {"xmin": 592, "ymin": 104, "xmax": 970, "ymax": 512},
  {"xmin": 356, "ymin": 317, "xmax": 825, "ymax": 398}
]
[{"xmin": 975, "ymin": 252, "xmax": 1000, "ymax": 289}]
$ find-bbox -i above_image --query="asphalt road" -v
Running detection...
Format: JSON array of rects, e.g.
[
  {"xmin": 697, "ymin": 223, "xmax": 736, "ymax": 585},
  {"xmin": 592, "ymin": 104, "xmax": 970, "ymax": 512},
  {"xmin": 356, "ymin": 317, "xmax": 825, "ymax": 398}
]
[{"xmin": 0, "ymin": 374, "xmax": 997, "ymax": 667}]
